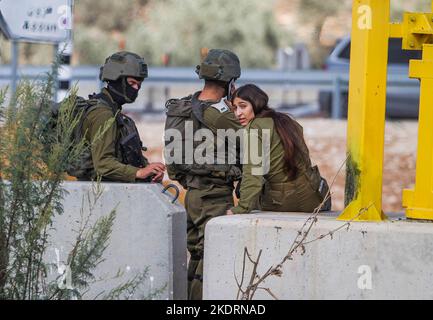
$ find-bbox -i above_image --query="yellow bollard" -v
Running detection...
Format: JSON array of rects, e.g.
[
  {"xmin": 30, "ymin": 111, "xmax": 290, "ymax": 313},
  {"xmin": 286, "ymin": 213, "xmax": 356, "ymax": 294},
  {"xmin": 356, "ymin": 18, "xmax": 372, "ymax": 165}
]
[
  {"xmin": 338, "ymin": 0, "xmax": 389, "ymax": 221},
  {"xmin": 402, "ymin": 44, "xmax": 433, "ymax": 220}
]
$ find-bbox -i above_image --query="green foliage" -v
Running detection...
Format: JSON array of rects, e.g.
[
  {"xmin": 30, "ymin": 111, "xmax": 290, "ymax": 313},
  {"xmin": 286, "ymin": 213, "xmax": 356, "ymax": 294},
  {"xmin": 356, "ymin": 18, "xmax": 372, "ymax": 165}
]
[
  {"xmin": 124, "ymin": 0, "xmax": 288, "ymax": 68},
  {"xmin": 44, "ymin": 183, "xmax": 163, "ymax": 300},
  {"xmin": 390, "ymin": 0, "xmax": 432, "ymax": 21},
  {"xmin": 73, "ymin": 0, "xmax": 288, "ymax": 67},
  {"xmin": 0, "ymin": 61, "xmax": 88, "ymax": 299},
  {"xmin": 0, "ymin": 34, "xmax": 54, "ymax": 65},
  {"xmin": 0, "ymin": 35, "xmax": 11, "ymax": 64},
  {"xmin": 298, "ymin": 0, "xmax": 347, "ymax": 18},
  {"xmin": 74, "ymin": 0, "xmax": 139, "ymax": 32},
  {"xmin": 298, "ymin": 0, "xmax": 350, "ymax": 67},
  {"xmin": 73, "ymin": 25, "xmax": 119, "ymax": 65},
  {"xmin": 4, "ymin": 0, "xmax": 433, "ymax": 67},
  {"xmin": 0, "ymin": 62, "xmax": 160, "ymax": 300},
  {"xmin": 47, "ymin": 185, "xmax": 117, "ymax": 300}
]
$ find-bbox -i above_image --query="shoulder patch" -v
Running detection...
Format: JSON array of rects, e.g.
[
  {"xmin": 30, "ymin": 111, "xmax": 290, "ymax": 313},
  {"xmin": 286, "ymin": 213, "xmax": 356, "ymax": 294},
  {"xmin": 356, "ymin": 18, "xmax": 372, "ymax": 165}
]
[{"xmin": 210, "ymin": 100, "xmax": 230, "ymax": 113}]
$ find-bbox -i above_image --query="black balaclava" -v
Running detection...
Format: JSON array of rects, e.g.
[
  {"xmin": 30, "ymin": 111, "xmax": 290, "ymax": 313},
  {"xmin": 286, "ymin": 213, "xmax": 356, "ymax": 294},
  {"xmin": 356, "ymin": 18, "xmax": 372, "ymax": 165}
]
[{"xmin": 107, "ymin": 77, "xmax": 141, "ymax": 106}]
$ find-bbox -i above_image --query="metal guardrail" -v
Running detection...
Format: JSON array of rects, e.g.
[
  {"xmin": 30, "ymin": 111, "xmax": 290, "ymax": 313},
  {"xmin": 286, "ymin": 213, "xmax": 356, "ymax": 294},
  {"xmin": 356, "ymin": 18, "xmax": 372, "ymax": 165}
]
[
  {"xmin": 0, "ymin": 65, "xmax": 420, "ymax": 118},
  {"xmin": 0, "ymin": 65, "xmax": 346, "ymax": 85}
]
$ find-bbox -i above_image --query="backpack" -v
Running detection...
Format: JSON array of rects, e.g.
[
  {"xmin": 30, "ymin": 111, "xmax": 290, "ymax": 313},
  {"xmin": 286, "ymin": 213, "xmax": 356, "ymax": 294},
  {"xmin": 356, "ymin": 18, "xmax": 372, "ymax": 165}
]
[
  {"xmin": 47, "ymin": 94, "xmax": 148, "ymax": 179},
  {"xmin": 44, "ymin": 95, "xmax": 101, "ymax": 178},
  {"xmin": 164, "ymin": 95, "xmax": 241, "ymax": 188}
]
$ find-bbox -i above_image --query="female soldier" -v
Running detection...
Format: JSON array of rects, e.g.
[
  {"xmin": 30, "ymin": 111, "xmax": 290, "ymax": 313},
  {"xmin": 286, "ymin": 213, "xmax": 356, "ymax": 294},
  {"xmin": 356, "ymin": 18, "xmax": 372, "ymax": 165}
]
[{"xmin": 227, "ymin": 84, "xmax": 331, "ymax": 215}]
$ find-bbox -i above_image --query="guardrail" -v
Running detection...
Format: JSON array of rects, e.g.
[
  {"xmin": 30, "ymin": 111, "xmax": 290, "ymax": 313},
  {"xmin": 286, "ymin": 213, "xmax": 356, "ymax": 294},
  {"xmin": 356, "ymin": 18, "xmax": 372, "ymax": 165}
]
[{"xmin": 0, "ymin": 66, "xmax": 420, "ymax": 119}]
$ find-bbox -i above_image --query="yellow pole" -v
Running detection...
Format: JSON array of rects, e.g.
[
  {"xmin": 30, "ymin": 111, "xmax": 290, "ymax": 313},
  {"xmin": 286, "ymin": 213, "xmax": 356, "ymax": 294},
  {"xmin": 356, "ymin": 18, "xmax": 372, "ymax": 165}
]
[
  {"xmin": 402, "ymin": 44, "xmax": 433, "ymax": 220},
  {"xmin": 338, "ymin": 0, "xmax": 389, "ymax": 221}
]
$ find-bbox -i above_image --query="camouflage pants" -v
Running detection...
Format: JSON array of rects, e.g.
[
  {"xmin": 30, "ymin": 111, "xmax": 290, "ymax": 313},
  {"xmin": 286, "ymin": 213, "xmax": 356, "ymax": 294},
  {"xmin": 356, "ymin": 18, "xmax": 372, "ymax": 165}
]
[{"xmin": 185, "ymin": 184, "xmax": 234, "ymax": 300}]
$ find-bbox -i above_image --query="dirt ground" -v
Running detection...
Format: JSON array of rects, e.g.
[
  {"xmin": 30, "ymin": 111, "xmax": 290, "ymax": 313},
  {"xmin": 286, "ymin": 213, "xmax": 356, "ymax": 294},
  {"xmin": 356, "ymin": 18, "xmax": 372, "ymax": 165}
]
[{"xmin": 136, "ymin": 117, "xmax": 418, "ymax": 213}]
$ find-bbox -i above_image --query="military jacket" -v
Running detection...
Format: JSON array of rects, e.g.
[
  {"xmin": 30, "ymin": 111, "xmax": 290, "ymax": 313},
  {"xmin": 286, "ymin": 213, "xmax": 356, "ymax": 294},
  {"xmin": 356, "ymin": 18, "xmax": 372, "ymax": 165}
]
[
  {"xmin": 164, "ymin": 91, "xmax": 243, "ymax": 189},
  {"xmin": 81, "ymin": 89, "xmax": 144, "ymax": 182},
  {"xmin": 231, "ymin": 117, "xmax": 319, "ymax": 214}
]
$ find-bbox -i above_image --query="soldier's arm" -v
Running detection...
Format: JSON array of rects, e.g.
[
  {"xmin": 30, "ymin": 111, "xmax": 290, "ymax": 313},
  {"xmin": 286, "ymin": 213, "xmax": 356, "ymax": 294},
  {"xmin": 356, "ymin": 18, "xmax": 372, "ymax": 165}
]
[
  {"xmin": 204, "ymin": 108, "xmax": 243, "ymax": 165},
  {"xmin": 203, "ymin": 108, "xmax": 242, "ymax": 133},
  {"xmin": 84, "ymin": 108, "xmax": 139, "ymax": 182},
  {"xmin": 231, "ymin": 124, "xmax": 265, "ymax": 214}
]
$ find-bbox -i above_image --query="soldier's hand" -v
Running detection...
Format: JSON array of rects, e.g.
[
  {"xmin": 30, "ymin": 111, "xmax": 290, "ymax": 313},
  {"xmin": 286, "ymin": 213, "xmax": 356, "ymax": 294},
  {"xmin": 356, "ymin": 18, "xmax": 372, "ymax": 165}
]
[
  {"xmin": 224, "ymin": 99, "xmax": 235, "ymax": 111},
  {"xmin": 136, "ymin": 162, "xmax": 165, "ymax": 180},
  {"xmin": 226, "ymin": 209, "xmax": 234, "ymax": 215},
  {"xmin": 151, "ymin": 170, "xmax": 164, "ymax": 183}
]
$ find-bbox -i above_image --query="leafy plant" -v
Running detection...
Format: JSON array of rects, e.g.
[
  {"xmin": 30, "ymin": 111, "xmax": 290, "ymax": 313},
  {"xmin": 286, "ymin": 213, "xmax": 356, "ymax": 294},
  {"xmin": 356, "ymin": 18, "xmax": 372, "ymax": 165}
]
[
  {"xmin": 125, "ymin": 0, "xmax": 288, "ymax": 68},
  {"xmin": 0, "ymin": 61, "xmax": 163, "ymax": 300}
]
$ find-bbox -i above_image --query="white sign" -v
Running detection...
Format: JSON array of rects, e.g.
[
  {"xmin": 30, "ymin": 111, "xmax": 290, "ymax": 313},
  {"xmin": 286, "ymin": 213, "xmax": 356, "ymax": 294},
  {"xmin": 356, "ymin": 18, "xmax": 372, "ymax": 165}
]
[{"xmin": 0, "ymin": 0, "xmax": 72, "ymax": 43}]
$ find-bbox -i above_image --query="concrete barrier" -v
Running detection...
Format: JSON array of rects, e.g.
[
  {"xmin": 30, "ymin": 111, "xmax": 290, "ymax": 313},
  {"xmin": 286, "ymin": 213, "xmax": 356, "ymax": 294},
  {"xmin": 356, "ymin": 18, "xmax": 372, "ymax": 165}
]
[
  {"xmin": 48, "ymin": 181, "xmax": 186, "ymax": 300},
  {"xmin": 203, "ymin": 212, "xmax": 433, "ymax": 300}
]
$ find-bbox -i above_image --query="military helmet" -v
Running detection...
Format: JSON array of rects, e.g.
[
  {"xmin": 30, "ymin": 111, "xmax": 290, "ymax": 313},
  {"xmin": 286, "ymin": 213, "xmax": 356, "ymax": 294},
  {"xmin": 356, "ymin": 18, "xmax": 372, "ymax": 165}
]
[
  {"xmin": 99, "ymin": 51, "xmax": 148, "ymax": 82},
  {"xmin": 196, "ymin": 49, "xmax": 241, "ymax": 82}
]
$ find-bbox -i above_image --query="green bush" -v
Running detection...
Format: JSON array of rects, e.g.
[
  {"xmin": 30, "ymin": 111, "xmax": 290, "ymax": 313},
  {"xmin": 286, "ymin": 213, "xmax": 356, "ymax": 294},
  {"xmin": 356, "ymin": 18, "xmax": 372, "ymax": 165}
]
[
  {"xmin": 74, "ymin": 0, "xmax": 138, "ymax": 32},
  {"xmin": 124, "ymin": 0, "xmax": 290, "ymax": 68},
  {"xmin": 74, "ymin": 25, "xmax": 118, "ymax": 65},
  {"xmin": 0, "ymin": 62, "xmax": 163, "ymax": 299}
]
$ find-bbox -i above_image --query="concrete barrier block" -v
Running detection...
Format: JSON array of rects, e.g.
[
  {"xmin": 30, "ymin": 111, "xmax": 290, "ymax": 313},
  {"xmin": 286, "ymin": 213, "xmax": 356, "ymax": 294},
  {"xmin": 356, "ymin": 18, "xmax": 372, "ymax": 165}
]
[
  {"xmin": 48, "ymin": 181, "xmax": 186, "ymax": 300},
  {"xmin": 204, "ymin": 212, "xmax": 433, "ymax": 299}
]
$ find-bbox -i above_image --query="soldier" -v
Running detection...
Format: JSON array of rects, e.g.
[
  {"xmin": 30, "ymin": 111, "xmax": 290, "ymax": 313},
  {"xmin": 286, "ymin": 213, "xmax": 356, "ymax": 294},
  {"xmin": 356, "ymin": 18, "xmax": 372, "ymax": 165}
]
[
  {"xmin": 164, "ymin": 49, "xmax": 243, "ymax": 299},
  {"xmin": 68, "ymin": 51, "xmax": 165, "ymax": 182},
  {"xmin": 227, "ymin": 84, "xmax": 331, "ymax": 214}
]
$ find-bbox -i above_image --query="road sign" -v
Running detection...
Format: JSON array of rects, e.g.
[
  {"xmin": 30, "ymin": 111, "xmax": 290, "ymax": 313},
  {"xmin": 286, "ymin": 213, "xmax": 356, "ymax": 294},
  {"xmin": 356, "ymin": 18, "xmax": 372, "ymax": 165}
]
[{"xmin": 0, "ymin": 0, "xmax": 72, "ymax": 43}]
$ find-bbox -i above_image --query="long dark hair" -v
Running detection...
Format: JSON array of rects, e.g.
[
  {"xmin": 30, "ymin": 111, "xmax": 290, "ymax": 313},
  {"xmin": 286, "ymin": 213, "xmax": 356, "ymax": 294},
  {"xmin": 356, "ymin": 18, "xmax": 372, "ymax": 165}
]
[{"xmin": 232, "ymin": 84, "xmax": 307, "ymax": 179}]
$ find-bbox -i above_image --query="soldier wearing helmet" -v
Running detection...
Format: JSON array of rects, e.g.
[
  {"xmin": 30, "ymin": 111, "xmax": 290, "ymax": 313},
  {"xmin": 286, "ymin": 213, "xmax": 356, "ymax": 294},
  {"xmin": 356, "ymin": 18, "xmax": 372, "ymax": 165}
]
[
  {"xmin": 70, "ymin": 51, "xmax": 165, "ymax": 182},
  {"xmin": 164, "ymin": 49, "xmax": 242, "ymax": 299}
]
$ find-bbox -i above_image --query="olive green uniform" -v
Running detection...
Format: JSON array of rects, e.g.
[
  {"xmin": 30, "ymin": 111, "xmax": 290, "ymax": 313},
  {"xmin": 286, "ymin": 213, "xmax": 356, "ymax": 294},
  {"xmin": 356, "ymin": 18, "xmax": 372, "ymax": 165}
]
[
  {"xmin": 165, "ymin": 48, "xmax": 242, "ymax": 300},
  {"xmin": 231, "ymin": 117, "xmax": 330, "ymax": 214},
  {"xmin": 78, "ymin": 89, "xmax": 146, "ymax": 182},
  {"xmin": 68, "ymin": 51, "xmax": 149, "ymax": 182},
  {"xmin": 167, "ymin": 92, "xmax": 242, "ymax": 300},
  {"xmin": 189, "ymin": 96, "xmax": 242, "ymax": 300}
]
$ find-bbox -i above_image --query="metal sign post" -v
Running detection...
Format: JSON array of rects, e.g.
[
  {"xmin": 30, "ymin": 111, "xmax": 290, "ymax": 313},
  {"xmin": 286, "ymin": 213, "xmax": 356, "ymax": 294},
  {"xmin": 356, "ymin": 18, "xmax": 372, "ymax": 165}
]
[
  {"xmin": 52, "ymin": 42, "xmax": 59, "ymax": 101},
  {"xmin": 56, "ymin": 35, "xmax": 73, "ymax": 102},
  {"xmin": 10, "ymin": 40, "xmax": 18, "ymax": 96}
]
